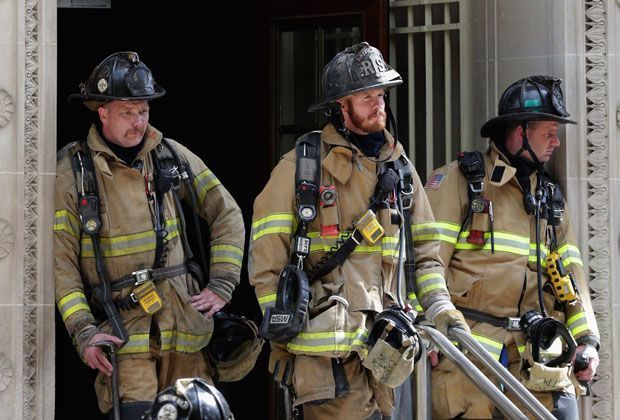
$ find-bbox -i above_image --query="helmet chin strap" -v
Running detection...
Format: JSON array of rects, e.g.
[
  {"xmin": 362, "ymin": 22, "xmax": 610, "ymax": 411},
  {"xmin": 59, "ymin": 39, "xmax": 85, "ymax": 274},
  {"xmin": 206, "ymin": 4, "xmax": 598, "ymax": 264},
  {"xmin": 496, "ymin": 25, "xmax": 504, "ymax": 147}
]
[{"xmin": 514, "ymin": 122, "xmax": 543, "ymax": 170}]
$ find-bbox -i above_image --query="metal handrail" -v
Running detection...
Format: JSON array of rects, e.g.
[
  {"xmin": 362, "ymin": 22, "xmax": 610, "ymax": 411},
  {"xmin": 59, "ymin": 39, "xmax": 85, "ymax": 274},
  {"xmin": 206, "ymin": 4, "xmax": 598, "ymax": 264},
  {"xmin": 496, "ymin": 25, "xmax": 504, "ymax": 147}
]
[{"xmin": 416, "ymin": 326, "xmax": 556, "ymax": 420}]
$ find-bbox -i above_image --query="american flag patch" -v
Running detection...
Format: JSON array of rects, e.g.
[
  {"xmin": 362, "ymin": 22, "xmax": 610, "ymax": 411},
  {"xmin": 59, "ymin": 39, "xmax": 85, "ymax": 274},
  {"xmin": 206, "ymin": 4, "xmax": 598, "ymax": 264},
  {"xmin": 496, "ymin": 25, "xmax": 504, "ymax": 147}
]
[{"xmin": 425, "ymin": 173, "xmax": 444, "ymax": 189}]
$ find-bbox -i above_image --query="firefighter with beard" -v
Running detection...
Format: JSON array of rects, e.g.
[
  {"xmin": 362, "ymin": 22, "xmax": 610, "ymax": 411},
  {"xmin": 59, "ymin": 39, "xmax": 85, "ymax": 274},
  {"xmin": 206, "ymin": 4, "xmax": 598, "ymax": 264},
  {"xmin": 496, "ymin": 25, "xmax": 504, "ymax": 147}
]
[
  {"xmin": 54, "ymin": 52, "xmax": 245, "ymax": 418},
  {"xmin": 249, "ymin": 42, "xmax": 468, "ymax": 419},
  {"xmin": 425, "ymin": 76, "xmax": 600, "ymax": 419}
]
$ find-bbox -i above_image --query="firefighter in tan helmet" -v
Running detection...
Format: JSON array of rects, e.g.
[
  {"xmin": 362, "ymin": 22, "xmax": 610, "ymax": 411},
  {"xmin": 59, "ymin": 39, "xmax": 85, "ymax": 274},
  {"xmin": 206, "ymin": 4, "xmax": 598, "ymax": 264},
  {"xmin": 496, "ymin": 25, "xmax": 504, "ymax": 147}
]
[
  {"xmin": 249, "ymin": 42, "xmax": 468, "ymax": 419},
  {"xmin": 54, "ymin": 52, "xmax": 248, "ymax": 418},
  {"xmin": 425, "ymin": 76, "xmax": 600, "ymax": 419}
]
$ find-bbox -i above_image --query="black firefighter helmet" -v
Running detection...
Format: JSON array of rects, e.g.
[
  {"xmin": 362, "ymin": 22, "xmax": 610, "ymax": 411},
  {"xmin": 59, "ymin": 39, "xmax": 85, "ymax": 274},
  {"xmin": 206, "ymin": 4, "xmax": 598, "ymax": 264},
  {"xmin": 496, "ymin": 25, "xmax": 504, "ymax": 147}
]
[
  {"xmin": 68, "ymin": 51, "xmax": 165, "ymax": 109},
  {"xmin": 146, "ymin": 378, "xmax": 234, "ymax": 420},
  {"xmin": 308, "ymin": 42, "xmax": 402, "ymax": 112},
  {"xmin": 480, "ymin": 75, "xmax": 576, "ymax": 138}
]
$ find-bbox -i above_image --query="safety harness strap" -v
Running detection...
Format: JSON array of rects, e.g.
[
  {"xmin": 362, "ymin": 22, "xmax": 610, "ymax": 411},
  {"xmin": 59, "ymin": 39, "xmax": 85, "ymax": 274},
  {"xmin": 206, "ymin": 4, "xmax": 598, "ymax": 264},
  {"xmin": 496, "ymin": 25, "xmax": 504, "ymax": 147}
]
[
  {"xmin": 456, "ymin": 305, "xmax": 521, "ymax": 331},
  {"xmin": 101, "ymin": 263, "xmax": 189, "ymax": 292},
  {"xmin": 72, "ymin": 142, "xmax": 129, "ymax": 342}
]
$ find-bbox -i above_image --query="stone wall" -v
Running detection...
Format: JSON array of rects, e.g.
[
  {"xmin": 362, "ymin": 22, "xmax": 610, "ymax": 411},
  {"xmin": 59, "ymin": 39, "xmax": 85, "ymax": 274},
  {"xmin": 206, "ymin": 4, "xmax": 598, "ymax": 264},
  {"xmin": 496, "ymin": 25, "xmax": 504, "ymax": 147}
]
[{"xmin": 0, "ymin": 0, "xmax": 56, "ymax": 418}]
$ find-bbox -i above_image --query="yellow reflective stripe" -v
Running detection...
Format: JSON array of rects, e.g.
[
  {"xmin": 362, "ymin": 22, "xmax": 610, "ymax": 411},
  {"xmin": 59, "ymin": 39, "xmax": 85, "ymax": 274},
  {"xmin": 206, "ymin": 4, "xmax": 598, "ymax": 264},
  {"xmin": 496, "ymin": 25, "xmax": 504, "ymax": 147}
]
[
  {"xmin": 54, "ymin": 209, "xmax": 80, "ymax": 237},
  {"xmin": 471, "ymin": 332, "xmax": 503, "ymax": 359},
  {"xmin": 58, "ymin": 291, "xmax": 90, "ymax": 322},
  {"xmin": 454, "ymin": 230, "xmax": 532, "ymax": 256},
  {"xmin": 80, "ymin": 218, "xmax": 180, "ymax": 258},
  {"xmin": 117, "ymin": 333, "xmax": 150, "ymax": 355},
  {"xmin": 194, "ymin": 169, "xmax": 221, "ymax": 207},
  {"xmin": 251, "ymin": 213, "xmax": 294, "ymax": 241},
  {"xmin": 566, "ymin": 312, "xmax": 588, "ymax": 336},
  {"xmin": 557, "ymin": 243, "xmax": 583, "ymax": 267},
  {"xmin": 211, "ymin": 244, "xmax": 243, "ymax": 267},
  {"xmin": 381, "ymin": 236, "xmax": 400, "ymax": 258},
  {"xmin": 528, "ymin": 243, "xmax": 550, "ymax": 267},
  {"xmin": 420, "ymin": 221, "xmax": 460, "ymax": 244},
  {"xmin": 406, "ymin": 292, "xmax": 424, "ymax": 312},
  {"xmin": 517, "ymin": 344, "xmax": 526, "ymax": 356},
  {"xmin": 416, "ymin": 273, "xmax": 446, "ymax": 297},
  {"xmin": 287, "ymin": 329, "xmax": 368, "ymax": 353},
  {"xmin": 258, "ymin": 293, "xmax": 276, "ymax": 314},
  {"xmin": 160, "ymin": 330, "xmax": 212, "ymax": 353}
]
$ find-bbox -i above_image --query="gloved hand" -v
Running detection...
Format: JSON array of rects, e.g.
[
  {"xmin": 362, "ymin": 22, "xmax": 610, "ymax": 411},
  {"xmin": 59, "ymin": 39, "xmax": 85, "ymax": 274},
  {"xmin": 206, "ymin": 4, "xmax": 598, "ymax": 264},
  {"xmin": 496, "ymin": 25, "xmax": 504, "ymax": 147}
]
[
  {"xmin": 573, "ymin": 343, "xmax": 599, "ymax": 382},
  {"xmin": 433, "ymin": 308, "xmax": 470, "ymax": 337},
  {"xmin": 268, "ymin": 342, "xmax": 295, "ymax": 385}
]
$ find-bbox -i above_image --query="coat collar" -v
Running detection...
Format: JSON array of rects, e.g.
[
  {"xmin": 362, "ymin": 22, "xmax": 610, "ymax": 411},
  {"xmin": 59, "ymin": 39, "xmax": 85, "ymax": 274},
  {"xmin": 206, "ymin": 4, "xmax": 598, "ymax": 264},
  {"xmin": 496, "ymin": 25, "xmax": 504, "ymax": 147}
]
[
  {"xmin": 85, "ymin": 124, "xmax": 162, "ymax": 178},
  {"xmin": 321, "ymin": 123, "xmax": 403, "ymax": 184},
  {"xmin": 487, "ymin": 141, "xmax": 518, "ymax": 187}
]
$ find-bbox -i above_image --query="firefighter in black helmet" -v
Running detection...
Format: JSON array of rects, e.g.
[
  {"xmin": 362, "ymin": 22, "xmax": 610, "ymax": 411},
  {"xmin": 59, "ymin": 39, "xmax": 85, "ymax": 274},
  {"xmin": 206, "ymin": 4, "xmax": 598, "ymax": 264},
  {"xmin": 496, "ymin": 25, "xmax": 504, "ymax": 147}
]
[
  {"xmin": 144, "ymin": 378, "xmax": 234, "ymax": 420},
  {"xmin": 250, "ymin": 42, "xmax": 468, "ymax": 420},
  {"xmin": 55, "ymin": 51, "xmax": 248, "ymax": 419},
  {"xmin": 425, "ymin": 76, "xmax": 600, "ymax": 419}
]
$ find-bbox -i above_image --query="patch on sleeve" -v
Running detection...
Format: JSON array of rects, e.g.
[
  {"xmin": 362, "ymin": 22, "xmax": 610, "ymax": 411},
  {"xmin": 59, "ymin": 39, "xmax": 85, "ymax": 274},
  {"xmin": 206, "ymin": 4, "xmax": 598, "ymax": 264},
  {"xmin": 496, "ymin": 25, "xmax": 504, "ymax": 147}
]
[{"xmin": 425, "ymin": 173, "xmax": 445, "ymax": 189}]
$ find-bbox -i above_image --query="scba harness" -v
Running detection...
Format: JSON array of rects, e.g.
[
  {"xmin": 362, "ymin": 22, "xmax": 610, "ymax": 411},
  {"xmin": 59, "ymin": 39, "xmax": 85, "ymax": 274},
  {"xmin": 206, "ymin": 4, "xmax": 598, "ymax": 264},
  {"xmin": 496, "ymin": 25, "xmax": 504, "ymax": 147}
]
[
  {"xmin": 71, "ymin": 138, "xmax": 202, "ymax": 342},
  {"xmin": 71, "ymin": 137, "xmax": 262, "ymax": 381},
  {"xmin": 455, "ymin": 151, "xmax": 579, "ymax": 371},
  {"xmin": 260, "ymin": 130, "xmax": 420, "ymax": 388}
]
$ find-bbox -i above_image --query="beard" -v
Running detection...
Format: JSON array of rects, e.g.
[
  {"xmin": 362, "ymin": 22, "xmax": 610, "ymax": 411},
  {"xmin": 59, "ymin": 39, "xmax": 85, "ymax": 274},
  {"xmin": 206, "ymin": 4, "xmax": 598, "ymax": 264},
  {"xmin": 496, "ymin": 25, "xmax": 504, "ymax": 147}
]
[{"xmin": 348, "ymin": 107, "xmax": 387, "ymax": 134}]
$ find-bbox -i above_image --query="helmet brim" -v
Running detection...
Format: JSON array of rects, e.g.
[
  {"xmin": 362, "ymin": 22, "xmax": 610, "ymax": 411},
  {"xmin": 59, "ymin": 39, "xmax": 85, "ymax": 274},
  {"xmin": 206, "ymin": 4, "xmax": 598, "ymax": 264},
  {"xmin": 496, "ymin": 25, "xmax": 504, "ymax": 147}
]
[
  {"xmin": 67, "ymin": 86, "xmax": 166, "ymax": 106},
  {"xmin": 308, "ymin": 80, "xmax": 402, "ymax": 112},
  {"xmin": 480, "ymin": 112, "xmax": 576, "ymax": 138}
]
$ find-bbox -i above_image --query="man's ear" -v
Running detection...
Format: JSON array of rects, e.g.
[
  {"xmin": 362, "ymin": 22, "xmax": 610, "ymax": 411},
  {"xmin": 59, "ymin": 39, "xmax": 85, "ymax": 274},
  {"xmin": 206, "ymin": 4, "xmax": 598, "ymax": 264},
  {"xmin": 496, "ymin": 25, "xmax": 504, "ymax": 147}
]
[
  {"xmin": 97, "ymin": 105, "xmax": 108, "ymax": 124},
  {"xmin": 337, "ymin": 98, "xmax": 347, "ymax": 113}
]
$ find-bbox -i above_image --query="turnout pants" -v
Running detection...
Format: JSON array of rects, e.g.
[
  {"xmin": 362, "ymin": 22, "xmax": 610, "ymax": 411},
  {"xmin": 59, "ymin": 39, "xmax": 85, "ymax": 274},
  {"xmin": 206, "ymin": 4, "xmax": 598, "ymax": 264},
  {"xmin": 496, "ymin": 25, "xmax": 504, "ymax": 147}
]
[
  {"xmin": 94, "ymin": 334, "xmax": 211, "ymax": 414},
  {"xmin": 431, "ymin": 343, "xmax": 578, "ymax": 419},
  {"xmin": 295, "ymin": 355, "xmax": 393, "ymax": 420}
]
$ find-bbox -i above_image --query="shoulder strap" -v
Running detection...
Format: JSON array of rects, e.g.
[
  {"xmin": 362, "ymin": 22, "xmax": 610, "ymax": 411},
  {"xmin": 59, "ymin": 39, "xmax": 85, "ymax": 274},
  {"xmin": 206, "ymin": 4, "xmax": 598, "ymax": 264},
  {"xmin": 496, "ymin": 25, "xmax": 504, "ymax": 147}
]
[
  {"xmin": 457, "ymin": 151, "xmax": 494, "ymax": 250},
  {"xmin": 157, "ymin": 138, "xmax": 208, "ymax": 290},
  {"xmin": 70, "ymin": 140, "xmax": 128, "ymax": 342},
  {"xmin": 294, "ymin": 131, "xmax": 322, "ymax": 226}
]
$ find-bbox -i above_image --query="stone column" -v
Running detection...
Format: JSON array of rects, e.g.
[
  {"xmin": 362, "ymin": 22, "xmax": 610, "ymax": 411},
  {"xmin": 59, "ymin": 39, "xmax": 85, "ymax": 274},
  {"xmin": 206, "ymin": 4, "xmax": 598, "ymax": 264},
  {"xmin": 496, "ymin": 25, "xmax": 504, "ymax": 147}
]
[
  {"xmin": 473, "ymin": 0, "xmax": 619, "ymax": 418},
  {"xmin": 0, "ymin": 0, "xmax": 56, "ymax": 418}
]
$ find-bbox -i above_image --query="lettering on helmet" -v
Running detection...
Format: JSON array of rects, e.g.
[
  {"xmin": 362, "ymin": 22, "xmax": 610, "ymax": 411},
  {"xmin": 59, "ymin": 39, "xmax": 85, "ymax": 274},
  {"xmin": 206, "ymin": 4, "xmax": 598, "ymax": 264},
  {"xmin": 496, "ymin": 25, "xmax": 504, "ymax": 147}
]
[
  {"xmin": 270, "ymin": 314, "xmax": 292, "ymax": 324},
  {"xmin": 357, "ymin": 57, "xmax": 388, "ymax": 78}
]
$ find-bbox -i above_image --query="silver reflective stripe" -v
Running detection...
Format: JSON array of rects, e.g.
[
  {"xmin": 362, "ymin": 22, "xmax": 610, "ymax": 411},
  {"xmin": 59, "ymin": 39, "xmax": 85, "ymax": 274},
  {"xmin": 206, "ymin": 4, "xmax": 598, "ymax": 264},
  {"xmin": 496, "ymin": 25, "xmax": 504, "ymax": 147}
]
[
  {"xmin": 211, "ymin": 244, "xmax": 243, "ymax": 267},
  {"xmin": 194, "ymin": 169, "xmax": 221, "ymax": 207},
  {"xmin": 251, "ymin": 213, "xmax": 294, "ymax": 241},
  {"xmin": 287, "ymin": 329, "xmax": 368, "ymax": 353},
  {"xmin": 80, "ymin": 218, "xmax": 180, "ymax": 258}
]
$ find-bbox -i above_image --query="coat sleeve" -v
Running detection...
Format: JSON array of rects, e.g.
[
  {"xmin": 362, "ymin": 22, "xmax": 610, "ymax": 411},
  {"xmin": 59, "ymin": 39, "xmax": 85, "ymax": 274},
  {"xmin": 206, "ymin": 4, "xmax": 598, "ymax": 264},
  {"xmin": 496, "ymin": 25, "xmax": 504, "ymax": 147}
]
[
  {"xmin": 422, "ymin": 162, "xmax": 468, "ymax": 291},
  {"xmin": 408, "ymin": 164, "xmax": 453, "ymax": 310},
  {"xmin": 248, "ymin": 153, "xmax": 296, "ymax": 314},
  {"xmin": 54, "ymin": 145, "xmax": 98, "ymax": 340},
  {"xmin": 554, "ymin": 200, "xmax": 600, "ymax": 347},
  {"xmin": 173, "ymin": 141, "xmax": 245, "ymax": 302}
]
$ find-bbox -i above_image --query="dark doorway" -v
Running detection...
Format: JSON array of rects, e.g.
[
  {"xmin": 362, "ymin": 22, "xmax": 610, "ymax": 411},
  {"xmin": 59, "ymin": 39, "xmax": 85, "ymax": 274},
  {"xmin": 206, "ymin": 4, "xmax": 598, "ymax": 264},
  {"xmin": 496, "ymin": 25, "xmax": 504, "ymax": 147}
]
[
  {"xmin": 56, "ymin": 1, "xmax": 387, "ymax": 419},
  {"xmin": 56, "ymin": 2, "xmax": 267, "ymax": 419}
]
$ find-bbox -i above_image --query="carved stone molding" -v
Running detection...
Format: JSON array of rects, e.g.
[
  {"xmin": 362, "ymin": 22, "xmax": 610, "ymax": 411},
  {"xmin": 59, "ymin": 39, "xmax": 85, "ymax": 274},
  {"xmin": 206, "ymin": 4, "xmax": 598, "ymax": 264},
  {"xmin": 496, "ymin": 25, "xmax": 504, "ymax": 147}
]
[
  {"xmin": 0, "ymin": 218, "xmax": 15, "ymax": 259},
  {"xmin": 0, "ymin": 90, "xmax": 14, "ymax": 128},
  {"xmin": 584, "ymin": 1, "xmax": 611, "ymax": 418},
  {"xmin": 0, "ymin": 352, "xmax": 13, "ymax": 393},
  {"xmin": 23, "ymin": 1, "xmax": 40, "ymax": 419}
]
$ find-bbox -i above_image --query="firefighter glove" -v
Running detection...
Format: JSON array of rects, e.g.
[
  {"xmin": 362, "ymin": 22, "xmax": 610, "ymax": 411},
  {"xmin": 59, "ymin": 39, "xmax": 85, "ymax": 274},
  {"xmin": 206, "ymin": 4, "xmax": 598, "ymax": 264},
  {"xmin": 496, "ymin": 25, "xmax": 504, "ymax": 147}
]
[
  {"xmin": 268, "ymin": 342, "xmax": 295, "ymax": 385},
  {"xmin": 433, "ymin": 309, "xmax": 470, "ymax": 337}
]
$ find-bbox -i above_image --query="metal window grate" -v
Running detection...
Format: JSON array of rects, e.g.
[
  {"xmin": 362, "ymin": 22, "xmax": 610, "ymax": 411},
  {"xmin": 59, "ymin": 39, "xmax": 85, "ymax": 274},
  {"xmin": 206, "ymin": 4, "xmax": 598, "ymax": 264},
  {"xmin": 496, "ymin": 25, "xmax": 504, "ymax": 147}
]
[{"xmin": 389, "ymin": 0, "xmax": 473, "ymax": 180}]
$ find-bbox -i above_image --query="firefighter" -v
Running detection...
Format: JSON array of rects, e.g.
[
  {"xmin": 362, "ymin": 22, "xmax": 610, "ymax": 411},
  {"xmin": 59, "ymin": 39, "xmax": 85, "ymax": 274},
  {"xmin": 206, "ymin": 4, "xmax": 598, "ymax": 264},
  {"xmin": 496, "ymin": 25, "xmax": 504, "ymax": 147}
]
[
  {"xmin": 145, "ymin": 378, "xmax": 234, "ymax": 420},
  {"xmin": 54, "ymin": 52, "xmax": 245, "ymax": 418},
  {"xmin": 249, "ymin": 42, "xmax": 468, "ymax": 419},
  {"xmin": 426, "ymin": 76, "xmax": 600, "ymax": 419}
]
